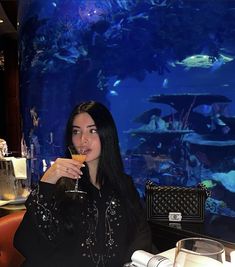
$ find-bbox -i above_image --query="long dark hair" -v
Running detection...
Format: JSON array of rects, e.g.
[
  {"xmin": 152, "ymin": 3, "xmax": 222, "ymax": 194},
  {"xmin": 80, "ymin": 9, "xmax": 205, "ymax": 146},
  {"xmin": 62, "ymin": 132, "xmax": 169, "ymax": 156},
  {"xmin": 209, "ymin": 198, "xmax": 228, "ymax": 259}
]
[
  {"xmin": 65, "ymin": 101, "xmax": 124, "ymax": 189},
  {"xmin": 56, "ymin": 101, "xmax": 138, "ymax": 232}
]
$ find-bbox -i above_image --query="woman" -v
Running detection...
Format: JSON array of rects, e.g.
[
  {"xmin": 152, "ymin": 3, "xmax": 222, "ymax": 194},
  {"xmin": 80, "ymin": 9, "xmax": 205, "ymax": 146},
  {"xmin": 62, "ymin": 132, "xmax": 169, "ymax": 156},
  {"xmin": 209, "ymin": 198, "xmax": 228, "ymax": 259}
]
[{"xmin": 14, "ymin": 101, "xmax": 152, "ymax": 267}]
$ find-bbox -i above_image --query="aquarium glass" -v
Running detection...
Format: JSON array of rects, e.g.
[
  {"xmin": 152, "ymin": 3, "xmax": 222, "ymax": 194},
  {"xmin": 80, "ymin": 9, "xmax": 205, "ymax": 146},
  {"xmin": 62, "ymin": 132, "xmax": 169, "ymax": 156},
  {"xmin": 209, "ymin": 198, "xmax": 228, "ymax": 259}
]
[{"xmin": 19, "ymin": 0, "xmax": 235, "ymax": 218}]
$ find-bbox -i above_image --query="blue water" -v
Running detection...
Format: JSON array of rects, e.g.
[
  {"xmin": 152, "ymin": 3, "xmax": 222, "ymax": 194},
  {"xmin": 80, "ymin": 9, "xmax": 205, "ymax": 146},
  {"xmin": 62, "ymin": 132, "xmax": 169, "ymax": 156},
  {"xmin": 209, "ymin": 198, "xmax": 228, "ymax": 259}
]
[{"xmin": 19, "ymin": 0, "xmax": 235, "ymax": 218}]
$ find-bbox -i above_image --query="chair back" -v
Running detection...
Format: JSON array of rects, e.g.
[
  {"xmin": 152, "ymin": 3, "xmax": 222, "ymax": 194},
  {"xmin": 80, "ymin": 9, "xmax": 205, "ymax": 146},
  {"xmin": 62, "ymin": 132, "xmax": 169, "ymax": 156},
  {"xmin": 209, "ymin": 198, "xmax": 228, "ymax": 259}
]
[{"xmin": 0, "ymin": 210, "xmax": 25, "ymax": 267}]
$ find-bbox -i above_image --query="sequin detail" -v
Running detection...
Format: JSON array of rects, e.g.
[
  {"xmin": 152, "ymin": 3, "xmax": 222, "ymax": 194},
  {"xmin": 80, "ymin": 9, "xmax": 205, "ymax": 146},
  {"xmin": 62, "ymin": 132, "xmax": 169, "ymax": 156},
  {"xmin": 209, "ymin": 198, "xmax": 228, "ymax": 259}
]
[
  {"xmin": 81, "ymin": 193, "xmax": 122, "ymax": 267},
  {"xmin": 29, "ymin": 185, "xmax": 59, "ymax": 240}
]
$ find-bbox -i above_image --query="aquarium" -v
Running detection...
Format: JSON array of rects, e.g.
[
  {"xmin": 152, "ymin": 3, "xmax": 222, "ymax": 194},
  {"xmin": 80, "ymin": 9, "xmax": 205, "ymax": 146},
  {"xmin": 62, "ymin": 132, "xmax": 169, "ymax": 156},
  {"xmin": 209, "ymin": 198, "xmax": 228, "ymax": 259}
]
[{"xmin": 18, "ymin": 0, "xmax": 235, "ymax": 218}]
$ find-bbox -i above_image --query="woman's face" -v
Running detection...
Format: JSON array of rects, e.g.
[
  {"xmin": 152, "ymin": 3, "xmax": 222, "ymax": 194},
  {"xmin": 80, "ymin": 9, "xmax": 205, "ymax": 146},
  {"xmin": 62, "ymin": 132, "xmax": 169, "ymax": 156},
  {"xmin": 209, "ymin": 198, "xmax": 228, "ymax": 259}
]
[{"xmin": 72, "ymin": 112, "xmax": 101, "ymax": 166}]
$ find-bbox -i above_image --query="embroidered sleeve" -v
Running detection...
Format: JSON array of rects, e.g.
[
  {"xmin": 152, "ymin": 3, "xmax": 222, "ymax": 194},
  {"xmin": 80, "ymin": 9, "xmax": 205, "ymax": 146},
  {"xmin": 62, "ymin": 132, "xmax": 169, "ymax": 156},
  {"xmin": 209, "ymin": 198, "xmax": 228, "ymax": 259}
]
[{"xmin": 25, "ymin": 181, "xmax": 60, "ymax": 241}]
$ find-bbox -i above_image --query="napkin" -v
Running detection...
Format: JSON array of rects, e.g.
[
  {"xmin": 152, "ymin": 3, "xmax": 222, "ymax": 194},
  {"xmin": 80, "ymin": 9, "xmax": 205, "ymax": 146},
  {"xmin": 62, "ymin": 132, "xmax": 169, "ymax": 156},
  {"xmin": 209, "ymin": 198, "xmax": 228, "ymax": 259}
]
[
  {"xmin": 230, "ymin": 251, "xmax": 235, "ymax": 264},
  {"xmin": 131, "ymin": 250, "xmax": 173, "ymax": 267},
  {"xmin": 131, "ymin": 250, "xmax": 152, "ymax": 267},
  {"xmin": 5, "ymin": 157, "xmax": 27, "ymax": 179}
]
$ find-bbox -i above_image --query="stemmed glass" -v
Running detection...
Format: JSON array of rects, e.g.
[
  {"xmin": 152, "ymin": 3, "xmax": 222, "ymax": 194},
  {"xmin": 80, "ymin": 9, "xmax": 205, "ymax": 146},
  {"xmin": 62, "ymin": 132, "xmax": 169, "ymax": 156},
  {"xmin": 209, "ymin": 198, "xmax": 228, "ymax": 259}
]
[
  {"xmin": 65, "ymin": 145, "xmax": 87, "ymax": 195},
  {"xmin": 174, "ymin": 237, "xmax": 225, "ymax": 267}
]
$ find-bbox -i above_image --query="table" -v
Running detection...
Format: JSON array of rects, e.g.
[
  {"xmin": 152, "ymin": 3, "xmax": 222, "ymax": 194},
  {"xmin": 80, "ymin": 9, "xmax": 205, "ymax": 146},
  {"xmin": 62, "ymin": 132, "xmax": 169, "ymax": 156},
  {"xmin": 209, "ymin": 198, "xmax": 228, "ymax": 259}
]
[{"xmin": 149, "ymin": 212, "xmax": 235, "ymax": 262}]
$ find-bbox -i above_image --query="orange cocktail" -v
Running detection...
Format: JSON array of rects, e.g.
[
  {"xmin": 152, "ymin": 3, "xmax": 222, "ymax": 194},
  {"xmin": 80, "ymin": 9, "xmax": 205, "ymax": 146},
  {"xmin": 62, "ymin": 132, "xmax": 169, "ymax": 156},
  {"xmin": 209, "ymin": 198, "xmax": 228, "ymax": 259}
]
[{"xmin": 72, "ymin": 154, "xmax": 86, "ymax": 163}]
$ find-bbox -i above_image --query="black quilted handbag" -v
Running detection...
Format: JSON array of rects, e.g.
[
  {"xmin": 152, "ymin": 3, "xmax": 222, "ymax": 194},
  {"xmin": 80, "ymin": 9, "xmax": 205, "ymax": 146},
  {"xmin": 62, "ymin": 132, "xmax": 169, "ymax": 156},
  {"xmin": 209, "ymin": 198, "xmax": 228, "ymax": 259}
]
[{"xmin": 145, "ymin": 180, "xmax": 210, "ymax": 223}]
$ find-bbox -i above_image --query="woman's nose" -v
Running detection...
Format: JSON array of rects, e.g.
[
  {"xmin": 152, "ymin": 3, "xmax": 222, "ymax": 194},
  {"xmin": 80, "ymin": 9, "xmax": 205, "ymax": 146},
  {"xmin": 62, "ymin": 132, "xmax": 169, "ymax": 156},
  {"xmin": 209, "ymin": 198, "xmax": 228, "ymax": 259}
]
[{"xmin": 81, "ymin": 133, "xmax": 88, "ymax": 144}]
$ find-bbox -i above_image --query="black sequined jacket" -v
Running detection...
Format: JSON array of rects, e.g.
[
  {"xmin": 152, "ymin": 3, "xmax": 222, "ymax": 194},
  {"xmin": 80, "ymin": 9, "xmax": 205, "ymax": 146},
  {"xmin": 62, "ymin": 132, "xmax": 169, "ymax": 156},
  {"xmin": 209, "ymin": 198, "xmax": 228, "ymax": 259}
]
[{"xmin": 14, "ymin": 176, "xmax": 152, "ymax": 267}]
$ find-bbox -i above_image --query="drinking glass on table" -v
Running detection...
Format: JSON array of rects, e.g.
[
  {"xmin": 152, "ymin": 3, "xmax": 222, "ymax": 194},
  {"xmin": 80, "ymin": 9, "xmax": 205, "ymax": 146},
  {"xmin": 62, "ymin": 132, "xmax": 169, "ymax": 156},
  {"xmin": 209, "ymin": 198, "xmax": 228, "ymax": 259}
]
[
  {"xmin": 174, "ymin": 237, "xmax": 225, "ymax": 267},
  {"xmin": 65, "ymin": 145, "xmax": 87, "ymax": 196}
]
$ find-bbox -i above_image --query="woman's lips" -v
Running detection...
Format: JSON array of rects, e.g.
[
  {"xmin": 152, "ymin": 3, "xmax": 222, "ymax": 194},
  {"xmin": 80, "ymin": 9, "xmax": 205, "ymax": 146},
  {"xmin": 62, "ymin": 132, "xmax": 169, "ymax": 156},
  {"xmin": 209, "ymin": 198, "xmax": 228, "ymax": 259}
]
[{"xmin": 83, "ymin": 148, "xmax": 91, "ymax": 155}]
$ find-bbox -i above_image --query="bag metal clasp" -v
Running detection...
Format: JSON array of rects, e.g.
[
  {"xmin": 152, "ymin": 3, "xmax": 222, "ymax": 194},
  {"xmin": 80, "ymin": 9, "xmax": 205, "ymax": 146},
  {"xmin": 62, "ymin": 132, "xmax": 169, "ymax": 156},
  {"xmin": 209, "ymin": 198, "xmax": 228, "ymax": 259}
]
[{"xmin": 168, "ymin": 212, "xmax": 182, "ymax": 222}]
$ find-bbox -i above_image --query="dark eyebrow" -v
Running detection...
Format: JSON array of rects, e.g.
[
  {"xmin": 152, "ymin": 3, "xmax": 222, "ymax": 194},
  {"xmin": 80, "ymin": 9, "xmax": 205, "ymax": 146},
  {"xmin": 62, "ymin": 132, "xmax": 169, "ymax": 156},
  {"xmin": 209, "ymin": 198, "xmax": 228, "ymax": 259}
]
[{"xmin": 72, "ymin": 124, "xmax": 96, "ymax": 128}]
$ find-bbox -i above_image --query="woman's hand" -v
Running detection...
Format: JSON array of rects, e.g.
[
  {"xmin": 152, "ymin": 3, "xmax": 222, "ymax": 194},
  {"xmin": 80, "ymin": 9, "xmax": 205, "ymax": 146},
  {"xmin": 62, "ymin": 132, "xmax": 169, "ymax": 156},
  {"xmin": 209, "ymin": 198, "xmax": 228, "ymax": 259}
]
[{"xmin": 41, "ymin": 158, "xmax": 84, "ymax": 184}]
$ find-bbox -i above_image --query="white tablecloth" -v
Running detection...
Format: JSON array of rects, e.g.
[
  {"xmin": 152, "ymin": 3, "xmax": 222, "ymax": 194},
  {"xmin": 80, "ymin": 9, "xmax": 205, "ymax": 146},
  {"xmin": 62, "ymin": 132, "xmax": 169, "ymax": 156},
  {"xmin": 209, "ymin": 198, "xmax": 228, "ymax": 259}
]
[{"xmin": 159, "ymin": 248, "xmax": 233, "ymax": 266}]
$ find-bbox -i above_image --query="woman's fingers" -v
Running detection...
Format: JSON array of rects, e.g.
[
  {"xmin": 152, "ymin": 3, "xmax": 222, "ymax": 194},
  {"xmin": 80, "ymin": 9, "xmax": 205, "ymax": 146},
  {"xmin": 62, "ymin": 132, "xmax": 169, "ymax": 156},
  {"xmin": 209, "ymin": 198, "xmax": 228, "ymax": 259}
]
[
  {"xmin": 54, "ymin": 159, "xmax": 83, "ymax": 178},
  {"xmin": 41, "ymin": 158, "xmax": 84, "ymax": 184},
  {"xmin": 64, "ymin": 166, "xmax": 82, "ymax": 178}
]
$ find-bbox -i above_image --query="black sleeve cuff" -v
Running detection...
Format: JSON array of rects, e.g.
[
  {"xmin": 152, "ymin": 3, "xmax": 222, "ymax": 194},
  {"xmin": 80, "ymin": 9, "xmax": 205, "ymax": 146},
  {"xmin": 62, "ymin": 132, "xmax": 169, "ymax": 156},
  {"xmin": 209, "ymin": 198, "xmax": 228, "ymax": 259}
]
[{"xmin": 38, "ymin": 181, "xmax": 56, "ymax": 198}]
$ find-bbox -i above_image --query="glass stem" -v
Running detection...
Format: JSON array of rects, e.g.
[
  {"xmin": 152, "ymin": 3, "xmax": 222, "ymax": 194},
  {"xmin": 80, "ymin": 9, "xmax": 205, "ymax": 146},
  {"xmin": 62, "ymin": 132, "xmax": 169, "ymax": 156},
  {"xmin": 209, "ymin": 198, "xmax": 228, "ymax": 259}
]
[{"xmin": 75, "ymin": 178, "xmax": 79, "ymax": 191}]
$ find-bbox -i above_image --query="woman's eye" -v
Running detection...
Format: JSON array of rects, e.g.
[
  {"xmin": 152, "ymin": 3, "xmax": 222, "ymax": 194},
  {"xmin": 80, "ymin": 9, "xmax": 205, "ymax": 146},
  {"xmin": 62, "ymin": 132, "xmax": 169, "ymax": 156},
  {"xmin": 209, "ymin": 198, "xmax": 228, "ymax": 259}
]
[
  {"xmin": 90, "ymin": 128, "xmax": 97, "ymax": 134},
  {"xmin": 72, "ymin": 129, "xmax": 80, "ymax": 135}
]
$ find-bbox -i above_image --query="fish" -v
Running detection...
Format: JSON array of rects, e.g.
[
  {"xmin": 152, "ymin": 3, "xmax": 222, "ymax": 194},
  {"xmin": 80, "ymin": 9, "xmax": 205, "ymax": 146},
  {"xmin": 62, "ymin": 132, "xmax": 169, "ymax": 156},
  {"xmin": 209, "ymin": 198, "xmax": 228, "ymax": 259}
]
[
  {"xmin": 109, "ymin": 90, "xmax": 118, "ymax": 96},
  {"xmin": 162, "ymin": 78, "xmax": 169, "ymax": 88},
  {"xmin": 176, "ymin": 54, "xmax": 233, "ymax": 69},
  {"xmin": 113, "ymin": 79, "xmax": 121, "ymax": 87},
  {"xmin": 201, "ymin": 180, "xmax": 217, "ymax": 189},
  {"xmin": 53, "ymin": 46, "xmax": 87, "ymax": 64}
]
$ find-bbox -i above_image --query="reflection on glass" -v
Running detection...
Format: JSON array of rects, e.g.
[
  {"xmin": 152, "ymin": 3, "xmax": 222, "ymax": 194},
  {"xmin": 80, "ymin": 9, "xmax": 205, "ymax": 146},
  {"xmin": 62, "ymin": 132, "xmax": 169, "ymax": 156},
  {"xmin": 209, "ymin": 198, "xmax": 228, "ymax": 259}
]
[{"xmin": 174, "ymin": 237, "xmax": 225, "ymax": 267}]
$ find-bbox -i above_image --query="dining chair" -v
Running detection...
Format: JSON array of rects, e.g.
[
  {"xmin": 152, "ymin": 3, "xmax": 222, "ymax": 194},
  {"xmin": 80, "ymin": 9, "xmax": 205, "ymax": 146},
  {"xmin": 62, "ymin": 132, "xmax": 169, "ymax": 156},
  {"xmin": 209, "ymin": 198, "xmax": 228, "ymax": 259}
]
[{"xmin": 0, "ymin": 210, "xmax": 25, "ymax": 267}]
